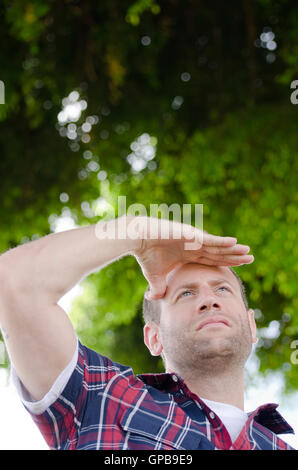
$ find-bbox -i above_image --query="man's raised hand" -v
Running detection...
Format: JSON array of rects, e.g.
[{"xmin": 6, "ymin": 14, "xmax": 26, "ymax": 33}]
[{"xmin": 131, "ymin": 216, "xmax": 254, "ymax": 301}]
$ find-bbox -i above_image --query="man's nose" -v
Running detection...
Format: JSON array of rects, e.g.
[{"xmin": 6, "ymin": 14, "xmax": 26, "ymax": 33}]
[
  {"xmin": 198, "ymin": 300, "xmax": 221, "ymax": 312},
  {"xmin": 197, "ymin": 289, "xmax": 221, "ymax": 313}
]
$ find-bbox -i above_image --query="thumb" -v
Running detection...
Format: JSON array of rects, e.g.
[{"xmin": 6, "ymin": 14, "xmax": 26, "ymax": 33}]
[{"xmin": 145, "ymin": 276, "xmax": 167, "ymax": 301}]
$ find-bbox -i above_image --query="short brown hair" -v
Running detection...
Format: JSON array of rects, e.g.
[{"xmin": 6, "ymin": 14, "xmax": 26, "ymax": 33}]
[{"xmin": 142, "ymin": 267, "xmax": 248, "ymax": 325}]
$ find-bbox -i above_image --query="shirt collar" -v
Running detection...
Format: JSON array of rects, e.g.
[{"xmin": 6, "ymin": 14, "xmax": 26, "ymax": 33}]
[
  {"xmin": 136, "ymin": 372, "xmax": 294, "ymax": 436},
  {"xmin": 248, "ymin": 402, "xmax": 294, "ymax": 435}
]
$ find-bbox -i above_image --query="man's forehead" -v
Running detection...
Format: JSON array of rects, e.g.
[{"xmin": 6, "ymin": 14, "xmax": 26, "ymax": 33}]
[{"xmin": 165, "ymin": 263, "xmax": 236, "ymax": 293}]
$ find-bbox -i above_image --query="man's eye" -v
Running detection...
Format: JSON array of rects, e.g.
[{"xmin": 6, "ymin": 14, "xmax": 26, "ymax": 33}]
[
  {"xmin": 178, "ymin": 290, "xmax": 193, "ymax": 299},
  {"xmin": 218, "ymin": 286, "xmax": 230, "ymax": 292}
]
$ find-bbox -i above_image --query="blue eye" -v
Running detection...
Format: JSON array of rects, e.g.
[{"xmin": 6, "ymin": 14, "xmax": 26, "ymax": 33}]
[
  {"xmin": 177, "ymin": 286, "xmax": 231, "ymax": 300},
  {"xmin": 218, "ymin": 286, "xmax": 230, "ymax": 292},
  {"xmin": 178, "ymin": 290, "xmax": 193, "ymax": 299}
]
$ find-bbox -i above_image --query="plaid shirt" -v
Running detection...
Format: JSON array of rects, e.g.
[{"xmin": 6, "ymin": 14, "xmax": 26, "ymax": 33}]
[{"xmin": 26, "ymin": 340, "xmax": 294, "ymax": 450}]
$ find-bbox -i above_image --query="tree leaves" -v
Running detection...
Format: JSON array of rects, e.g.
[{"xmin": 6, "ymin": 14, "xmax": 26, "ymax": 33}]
[{"xmin": 0, "ymin": 0, "xmax": 298, "ymax": 392}]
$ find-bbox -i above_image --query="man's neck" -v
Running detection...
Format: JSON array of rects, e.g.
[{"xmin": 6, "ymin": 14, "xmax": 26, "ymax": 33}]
[{"xmin": 168, "ymin": 365, "xmax": 245, "ymax": 410}]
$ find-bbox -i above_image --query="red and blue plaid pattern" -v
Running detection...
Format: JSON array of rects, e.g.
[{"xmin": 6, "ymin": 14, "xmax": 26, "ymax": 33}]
[{"xmin": 26, "ymin": 341, "xmax": 294, "ymax": 450}]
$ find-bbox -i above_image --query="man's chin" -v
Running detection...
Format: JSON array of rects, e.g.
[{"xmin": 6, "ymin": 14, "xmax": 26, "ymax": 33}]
[
  {"xmin": 193, "ymin": 336, "xmax": 251, "ymax": 370},
  {"xmin": 193, "ymin": 336, "xmax": 240, "ymax": 360},
  {"xmin": 196, "ymin": 344, "xmax": 235, "ymax": 360}
]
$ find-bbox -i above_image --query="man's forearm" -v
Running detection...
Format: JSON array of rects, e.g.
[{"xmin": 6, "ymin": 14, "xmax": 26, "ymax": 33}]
[{"xmin": 0, "ymin": 216, "xmax": 140, "ymax": 304}]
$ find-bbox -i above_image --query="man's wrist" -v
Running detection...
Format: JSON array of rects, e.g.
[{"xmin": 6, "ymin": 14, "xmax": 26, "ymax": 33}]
[
  {"xmin": 95, "ymin": 215, "xmax": 145, "ymax": 255},
  {"xmin": 120, "ymin": 215, "xmax": 144, "ymax": 254}
]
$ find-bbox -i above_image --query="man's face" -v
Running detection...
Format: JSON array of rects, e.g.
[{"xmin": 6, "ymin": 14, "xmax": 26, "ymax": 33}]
[{"xmin": 144, "ymin": 263, "xmax": 257, "ymax": 376}]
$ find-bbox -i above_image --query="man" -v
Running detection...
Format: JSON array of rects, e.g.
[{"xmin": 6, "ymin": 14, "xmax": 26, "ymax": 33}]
[{"xmin": 0, "ymin": 215, "xmax": 294, "ymax": 450}]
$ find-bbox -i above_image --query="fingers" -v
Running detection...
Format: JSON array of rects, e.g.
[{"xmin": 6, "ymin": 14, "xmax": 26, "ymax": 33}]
[
  {"xmin": 202, "ymin": 244, "xmax": 251, "ymax": 256},
  {"xmin": 202, "ymin": 232, "xmax": 238, "ymax": 247},
  {"xmin": 182, "ymin": 227, "xmax": 237, "ymax": 248},
  {"xmin": 200, "ymin": 243, "xmax": 254, "ymax": 265},
  {"xmin": 198, "ymin": 254, "xmax": 254, "ymax": 266}
]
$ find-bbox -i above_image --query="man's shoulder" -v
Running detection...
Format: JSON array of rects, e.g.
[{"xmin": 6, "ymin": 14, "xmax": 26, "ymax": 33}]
[{"xmin": 77, "ymin": 339, "xmax": 136, "ymax": 382}]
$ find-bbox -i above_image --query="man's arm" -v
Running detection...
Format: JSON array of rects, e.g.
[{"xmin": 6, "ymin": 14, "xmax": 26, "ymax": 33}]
[
  {"xmin": 0, "ymin": 216, "xmax": 140, "ymax": 401},
  {"xmin": 0, "ymin": 215, "xmax": 252, "ymax": 402}
]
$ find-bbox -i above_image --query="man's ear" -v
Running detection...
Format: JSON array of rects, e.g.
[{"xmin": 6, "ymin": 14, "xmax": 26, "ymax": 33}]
[
  {"xmin": 247, "ymin": 308, "xmax": 258, "ymax": 344},
  {"xmin": 143, "ymin": 322, "xmax": 163, "ymax": 356}
]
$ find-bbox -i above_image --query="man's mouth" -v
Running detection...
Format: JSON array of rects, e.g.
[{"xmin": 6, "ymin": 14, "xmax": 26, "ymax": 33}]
[{"xmin": 196, "ymin": 317, "xmax": 230, "ymax": 331}]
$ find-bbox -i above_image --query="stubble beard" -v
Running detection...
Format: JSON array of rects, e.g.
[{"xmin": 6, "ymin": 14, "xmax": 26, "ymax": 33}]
[{"xmin": 160, "ymin": 320, "xmax": 252, "ymax": 379}]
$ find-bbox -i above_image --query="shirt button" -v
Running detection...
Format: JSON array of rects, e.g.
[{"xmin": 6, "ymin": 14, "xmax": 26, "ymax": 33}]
[
  {"xmin": 172, "ymin": 375, "xmax": 178, "ymax": 382},
  {"xmin": 209, "ymin": 412, "xmax": 215, "ymax": 419}
]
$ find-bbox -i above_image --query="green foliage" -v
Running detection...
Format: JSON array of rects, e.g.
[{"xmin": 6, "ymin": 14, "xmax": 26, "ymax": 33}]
[
  {"xmin": 0, "ymin": 0, "xmax": 298, "ymax": 392},
  {"xmin": 126, "ymin": 0, "xmax": 161, "ymax": 25},
  {"xmin": 69, "ymin": 105, "xmax": 298, "ymax": 388},
  {"xmin": 70, "ymin": 258, "xmax": 164, "ymax": 374},
  {"xmin": 5, "ymin": 0, "xmax": 50, "ymax": 44}
]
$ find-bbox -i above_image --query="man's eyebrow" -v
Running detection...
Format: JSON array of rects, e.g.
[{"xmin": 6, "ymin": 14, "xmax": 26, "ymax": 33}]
[{"xmin": 209, "ymin": 278, "xmax": 235, "ymax": 288}]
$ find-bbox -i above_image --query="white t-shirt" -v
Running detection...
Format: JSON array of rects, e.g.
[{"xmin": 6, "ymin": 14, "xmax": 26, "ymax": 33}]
[
  {"xmin": 11, "ymin": 342, "xmax": 248, "ymax": 443},
  {"xmin": 201, "ymin": 397, "xmax": 248, "ymax": 442}
]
